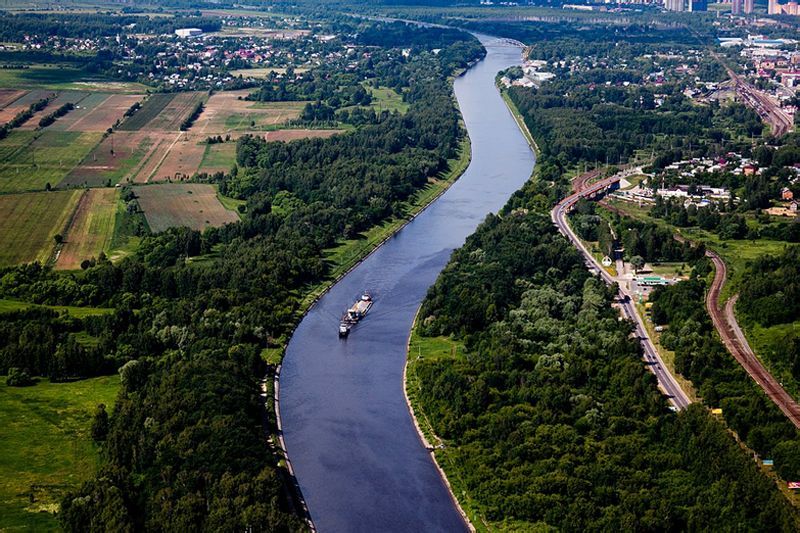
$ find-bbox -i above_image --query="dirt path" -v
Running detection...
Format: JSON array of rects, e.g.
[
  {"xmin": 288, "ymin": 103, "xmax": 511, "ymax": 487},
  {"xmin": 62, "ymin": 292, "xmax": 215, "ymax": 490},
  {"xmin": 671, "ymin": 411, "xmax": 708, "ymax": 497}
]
[{"xmin": 705, "ymin": 251, "xmax": 800, "ymax": 428}]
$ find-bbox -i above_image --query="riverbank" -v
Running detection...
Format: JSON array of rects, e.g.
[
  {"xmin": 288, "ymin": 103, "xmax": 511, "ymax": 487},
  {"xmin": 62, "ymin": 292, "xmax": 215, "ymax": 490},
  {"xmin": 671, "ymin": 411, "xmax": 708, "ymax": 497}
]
[
  {"xmin": 405, "ymin": 325, "xmax": 486, "ymax": 532},
  {"xmin": 500, "ymin": 89, "xmax": 539, "ymax": 155},
  {"xmin": 269, "ymin": 101, "xmax": 473, "ymax": 528}
]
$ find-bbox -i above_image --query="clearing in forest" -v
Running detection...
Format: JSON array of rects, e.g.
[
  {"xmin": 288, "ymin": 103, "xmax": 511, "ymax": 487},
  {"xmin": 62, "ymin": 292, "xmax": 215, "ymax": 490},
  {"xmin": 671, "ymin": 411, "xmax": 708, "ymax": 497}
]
[
  {"xmin": 56, "ymin": 188, "xmax": 118, "ymax": 270},
  {"xmin": 134, "ymin": 183, "xmax": 239, "ymax": 232},
  {"xmin": 0, "ymin": 190, "xmax": 81, "ymax": 267},
  {"xmin": 0, "ymin": 375, "xmax": 119, "ymax": 531}
]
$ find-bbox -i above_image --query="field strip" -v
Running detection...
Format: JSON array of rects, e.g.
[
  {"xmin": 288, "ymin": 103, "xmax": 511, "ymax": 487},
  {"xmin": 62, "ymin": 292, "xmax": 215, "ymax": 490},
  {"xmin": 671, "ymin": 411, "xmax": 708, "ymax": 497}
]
[
  {"xmin": 0, "ymin": 90, "xmax": 26, "ymax": 110},
  {"xmin": 48, "ymin": 190, "xmax": 85, "ymax": 265},
  {"xmin": 129, "ymin": 136, "xmax": 168, "ymax": 183},
  {"xmin": 145, "ymin": 132, "xmax": 184, "ymax": 183},
  {"xmin": 64, "ymin": 94, "xmax": 112, "ymax": 131}
]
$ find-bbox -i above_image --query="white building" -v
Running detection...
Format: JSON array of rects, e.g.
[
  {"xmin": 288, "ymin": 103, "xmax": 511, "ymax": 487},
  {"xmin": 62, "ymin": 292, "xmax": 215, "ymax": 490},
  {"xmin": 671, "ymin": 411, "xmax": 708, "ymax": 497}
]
[{"xmin": 175, "ymin": 28, "xmax": 203, "ymax": 38}]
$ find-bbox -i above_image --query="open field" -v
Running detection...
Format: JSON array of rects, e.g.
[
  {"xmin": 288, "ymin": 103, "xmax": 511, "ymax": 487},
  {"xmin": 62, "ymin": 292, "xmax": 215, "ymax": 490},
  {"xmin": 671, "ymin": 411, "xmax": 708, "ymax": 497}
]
[
  {"xmin": 56, "ymin": 188, "xmax": 118, "ymax": 270},
  {"xmin": 0, "ymin": 375, "xmax": 119, "ymax": 531},
  {"xmin": 265, "ymin": 129, "xmax": 339, "ymax": 142},
  {"xmin": 0, "ymin": 190, "xmax": 81, "ymax": 267},
  {"xmin": 368, "ymin": 85, "xmax": 408, "ymax": 114},
  {"xmin": 116, "ymin": 93, "xmax": 175, "ymax": 131},
  {"xmin": 199, "ymin": 141, "xmax": 237, "ymax": 174},
  {"xmin": 63, "ymin": 131, "xmax": 156, "ymax": 188},
  {"xmin": 19, "ymin": 91, "xmax": 91, "ymax": 131},
  {"xmin": 55, "ymin": 93, "xmax": 143, "ymax": 132},
  {"xmin": 194, "ymin": 90, "xmax": 304, "ymax": 133},
  {"xmin": 149, "ymin": 133, "xmax": 207, "ymax": 181},
  {"xmin": 143, "ymin": 91, "xmax": 205, "ymax": 131},
  {"xmin": 135, "ymin": 183, "xmax": 239, "ymax": 232},
  {"xmin": 0, "ymin": 64, "xmax": 147, "ymax": 93},
  {"xmin": 129, "ymin": 133, "xmax": 178, "ymax": 183},
  {"xmin": 230, "ymin": 67, "xmax": 311, "ymax": 78},
  {"xmin": 0, "ymin": 298, "xmax": 112, "ymax": 317},
  {"xmin": 0, "ymin": 89, "xmax": 53, "ymax": 125},
  {"xmin": 0, "ymin": 130, "xmax": 102, "ymax": 192},
  {"xmin": 0, "ymin": 88, "xmax": 25, "ymax": 108}
]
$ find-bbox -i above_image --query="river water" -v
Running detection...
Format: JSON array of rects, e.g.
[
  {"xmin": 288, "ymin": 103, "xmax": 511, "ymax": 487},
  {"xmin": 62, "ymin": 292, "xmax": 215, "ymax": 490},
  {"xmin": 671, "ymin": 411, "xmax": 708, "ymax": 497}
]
[{"xmin": 279, "ymin": 35, "xmax": 535, "ymax": 532}]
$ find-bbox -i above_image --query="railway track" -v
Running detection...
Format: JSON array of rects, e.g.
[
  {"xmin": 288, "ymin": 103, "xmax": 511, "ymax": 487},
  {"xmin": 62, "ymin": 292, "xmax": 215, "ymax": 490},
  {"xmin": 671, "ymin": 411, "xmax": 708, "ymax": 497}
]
[{"xmin": 705, "ymin": 251, "xmax": 800, "ymax": 428}]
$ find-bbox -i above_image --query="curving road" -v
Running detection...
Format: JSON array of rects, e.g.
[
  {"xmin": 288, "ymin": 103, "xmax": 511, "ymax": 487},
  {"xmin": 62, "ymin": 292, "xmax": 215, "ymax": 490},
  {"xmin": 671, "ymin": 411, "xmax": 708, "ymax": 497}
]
[
  {"xmin": 705, "ymin": 251, "xmax": 800, "ymax": 428},
  {"xmin": 551, "ymin": 171, "xmax": 692, "ymax": 411}
]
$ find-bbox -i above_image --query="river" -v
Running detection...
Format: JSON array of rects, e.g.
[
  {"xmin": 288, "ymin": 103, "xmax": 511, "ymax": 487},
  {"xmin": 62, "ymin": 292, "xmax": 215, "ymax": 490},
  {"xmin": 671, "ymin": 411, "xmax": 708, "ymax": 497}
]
[{"xmin": 279, "ymin": 35, "xmax": 536, "ymax": 532}]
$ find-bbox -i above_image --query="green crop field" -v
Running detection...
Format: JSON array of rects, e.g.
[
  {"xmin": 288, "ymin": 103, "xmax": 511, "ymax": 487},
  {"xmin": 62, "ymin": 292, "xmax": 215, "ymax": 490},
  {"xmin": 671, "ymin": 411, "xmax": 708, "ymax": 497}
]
[
  {"xmin": 56, "ymin": 188, "xmax": 119, "ymax": 270},
  {"xmin": 0, "ymin": 130, "xmax": 101, "ymax": 193},
  {"xmin": 0, "ymin": 375, "xmax": 120, "ymax": 531},
  {"xmin": 116, "ymin": 93, "xmax": 175, "ymax": 131},
  {"xmin": 199, "ymin": 141, "xmax": 237, "ymax": 173},
  {"xmin": 0, "ymin": 190, "xmax": 81, "ymax": 267},
  {"xmin": 0, "ymin": 64, "xmax": 147, "ymax": 93}
]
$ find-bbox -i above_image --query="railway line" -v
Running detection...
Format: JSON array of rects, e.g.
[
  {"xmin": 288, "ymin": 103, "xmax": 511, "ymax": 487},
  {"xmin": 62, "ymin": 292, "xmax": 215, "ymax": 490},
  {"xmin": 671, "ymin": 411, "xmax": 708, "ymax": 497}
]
[{"xmin": 705, "ymin": 251, "xmax": 800, "ymax": 429}]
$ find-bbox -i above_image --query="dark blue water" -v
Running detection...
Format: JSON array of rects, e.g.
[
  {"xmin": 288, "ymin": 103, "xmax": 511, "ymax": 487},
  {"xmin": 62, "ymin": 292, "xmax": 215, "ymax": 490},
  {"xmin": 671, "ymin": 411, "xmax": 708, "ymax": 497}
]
[{"xmin": 279, "ymin": 35, "xmax": 535, "ymax": 532}]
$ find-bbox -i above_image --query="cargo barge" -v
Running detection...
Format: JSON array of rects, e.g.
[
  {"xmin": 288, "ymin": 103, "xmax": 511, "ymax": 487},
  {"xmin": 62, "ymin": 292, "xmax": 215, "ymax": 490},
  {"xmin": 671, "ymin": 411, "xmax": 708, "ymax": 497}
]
[{"xmin": 339, "ymin": 292, "xmax": 373, "ymax": 337}]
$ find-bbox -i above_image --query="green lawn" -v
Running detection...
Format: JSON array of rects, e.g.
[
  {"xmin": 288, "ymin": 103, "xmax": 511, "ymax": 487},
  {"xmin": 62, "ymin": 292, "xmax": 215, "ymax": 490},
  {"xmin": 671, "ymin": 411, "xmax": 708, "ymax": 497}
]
[
  {"xmin": 0, "ymin": 130, "xmax": 102, "ymax": 193},
  {"xmin": 0, "ymin": 375, "xmax": 120, "ymax": 531}
]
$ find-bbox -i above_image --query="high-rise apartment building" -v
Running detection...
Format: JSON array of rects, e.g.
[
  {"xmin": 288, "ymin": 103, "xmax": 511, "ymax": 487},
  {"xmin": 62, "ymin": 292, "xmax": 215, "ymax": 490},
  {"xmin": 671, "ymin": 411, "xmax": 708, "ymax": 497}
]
[
  {"xmin": 732, "ymin": 0, "xmax": 743, "ymax": 14},
  {"xmin": 744, "ymin": 0, "xmax": 754, "ymax": 12}
]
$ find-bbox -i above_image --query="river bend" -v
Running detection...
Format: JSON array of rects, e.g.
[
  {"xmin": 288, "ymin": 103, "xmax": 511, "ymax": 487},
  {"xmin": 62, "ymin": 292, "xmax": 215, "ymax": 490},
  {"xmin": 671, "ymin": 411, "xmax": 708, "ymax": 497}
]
[{"xmin": 279, "ymin": 35, "xmax": 536, "ymax": 532}]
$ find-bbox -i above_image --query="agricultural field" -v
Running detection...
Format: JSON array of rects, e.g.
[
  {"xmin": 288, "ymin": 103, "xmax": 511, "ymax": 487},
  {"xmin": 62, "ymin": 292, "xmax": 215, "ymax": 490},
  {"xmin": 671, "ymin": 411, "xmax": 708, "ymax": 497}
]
[
  {"xmin": 116, "ymin": 93, "xmax": 175, "ymax": 131},
  {"xmin": 0, "ymin": 375, "xmax": 119, "ymax": 531},
  {"xmin": 63, "ymin": 131, "xmax": 156, "ymax": 188},
  {"xmin": 141, "ymin": 91, "xmax": 205, "ymax": 131},
  {"xmin": 134, "ymin": 183, "xmax": 239, "ymax": 232},
  {"xmin": 0, "ymin": 190, "xmax": 81, "ymax": 267},
  {"xmin": 54, "ymin": 93, "xmax": 143, "ymax": 132},
  {"xmin": 0, "ymin": 64, "xmax": 146, "ymax": 92},
  {"xmin": 199, "ymin": 141, "xmax": 237, "ymax": 174},
  {"xmin": 56, "ymin": 188, "xmax": 118, "ymax": 270},
  {"xmin": 19, "ymin": 91, "xmax": 91, "ymax": 131},
  {"xmin": 230, "ymin": 67, "xmax": 311, "ymax": 78},
  {"xmin": 0, "ymin": 130, "xmax": 101, "ymax": 193},
  {"xmin": 0, "ymin": 89, "xmax": 53, "ymax": 125},
  {"xmin": 195, "ymin": 90, "xmax": 305, "ymax": 133},
  {"xmin": 149, "ymin": 133, "xmax": 207, "ymax": 182}
]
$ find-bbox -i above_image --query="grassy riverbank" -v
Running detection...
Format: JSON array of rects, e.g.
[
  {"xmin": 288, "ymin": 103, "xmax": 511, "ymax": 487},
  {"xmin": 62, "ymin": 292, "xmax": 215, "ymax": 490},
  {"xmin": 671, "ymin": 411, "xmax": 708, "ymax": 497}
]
[{"xmin": 500, "ymin": 89, "xmax": 538, "ymax": 155}]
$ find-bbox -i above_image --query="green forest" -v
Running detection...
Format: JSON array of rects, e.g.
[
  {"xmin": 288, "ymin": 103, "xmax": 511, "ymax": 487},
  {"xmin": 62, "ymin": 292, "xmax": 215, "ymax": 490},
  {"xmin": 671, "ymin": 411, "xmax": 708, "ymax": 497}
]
[
  {"xmin": 413, "ymin": 193, "xmax": 799, "ymax": 530},
  {"xmin": 0, "ymin": 22, "xmax": 483, "ymax": 531}
]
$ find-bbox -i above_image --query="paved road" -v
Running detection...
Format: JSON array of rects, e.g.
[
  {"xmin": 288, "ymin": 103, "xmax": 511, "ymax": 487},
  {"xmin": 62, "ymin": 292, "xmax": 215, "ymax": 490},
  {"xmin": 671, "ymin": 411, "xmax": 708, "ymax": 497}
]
[
  {"xmin": 705, "ymin": 251, "xmax": 800, "ymax": 428},
  {"xmin": 552, "ymin": 171, "xmax": 692, "ymax": 411}
]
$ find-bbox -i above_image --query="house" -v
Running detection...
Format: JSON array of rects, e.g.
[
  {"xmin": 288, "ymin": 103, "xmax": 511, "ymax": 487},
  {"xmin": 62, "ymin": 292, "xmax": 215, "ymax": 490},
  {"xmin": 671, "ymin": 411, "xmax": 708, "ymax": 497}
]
[
  {"xmin": 782, "ymin": 187, "xmax": 794, "ymax": 200},
  {"xmin": 743, "ymin": 164, "xmax": 758, "ymax": 176}
]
